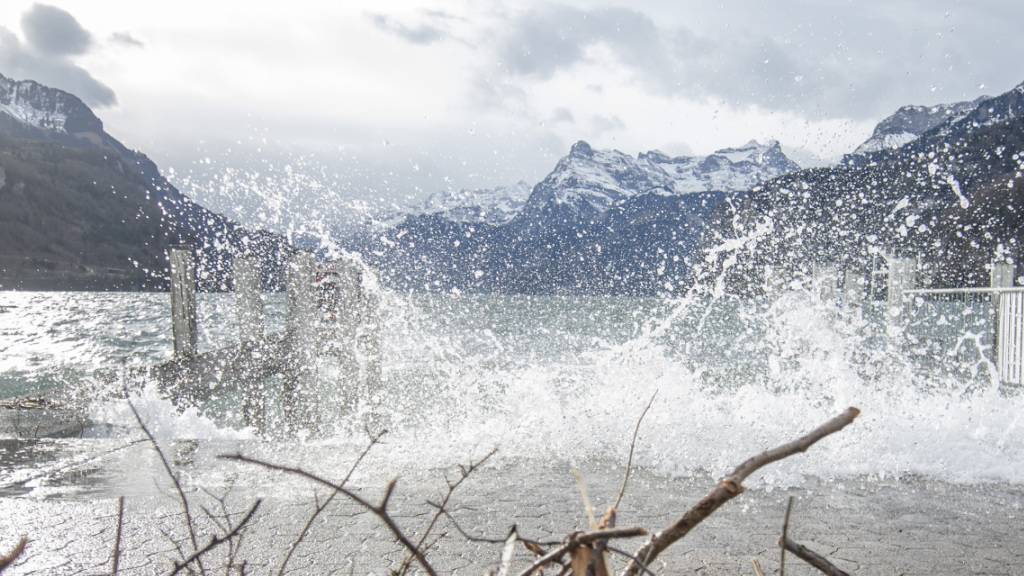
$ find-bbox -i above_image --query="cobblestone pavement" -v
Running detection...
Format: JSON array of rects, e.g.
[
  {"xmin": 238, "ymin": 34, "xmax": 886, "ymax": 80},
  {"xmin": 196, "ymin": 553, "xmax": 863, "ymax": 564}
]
[{"xmin": 1, "ymin": 437, "xmax": 1022, "ymax": 575}]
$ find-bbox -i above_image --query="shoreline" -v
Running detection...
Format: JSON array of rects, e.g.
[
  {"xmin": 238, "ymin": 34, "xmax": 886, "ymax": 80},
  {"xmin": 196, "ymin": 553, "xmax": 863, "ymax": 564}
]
[{"xmin": 1, "ymin": 436, "xmax": 1022, "ymax": 574}]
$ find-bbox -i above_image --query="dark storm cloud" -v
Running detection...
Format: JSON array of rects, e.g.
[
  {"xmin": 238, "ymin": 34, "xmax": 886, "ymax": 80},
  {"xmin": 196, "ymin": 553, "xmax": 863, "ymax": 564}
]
[
  {"xmin": 20, "ymin": 3, "xmax": 92, "ymax": 56},
  {"xmin": 0, "ymin": 5, "xmax": 116, "ymax": 107},
  {"xmin": 367, "ymin": 12, "xmax": 447, "ymax": 45},
  {"xmin": 492, "ymin": 1, "xmax": 1024, "ymax": 120}
]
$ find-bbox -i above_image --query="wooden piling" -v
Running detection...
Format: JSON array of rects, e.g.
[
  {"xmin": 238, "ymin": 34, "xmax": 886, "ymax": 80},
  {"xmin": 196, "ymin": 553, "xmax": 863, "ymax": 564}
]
[
  {"xmin": 169, "ymin": 247, "xmax": 197, "ymax": 359},
  {"xmin": 234, "ymin": 255, "xmax": 266, "ymax": 429},
  {"xmin": 283, "ymin": 252, "xmax": 318, "ymax": 429},
  {"xmin": 234, "ymin": 256, "xmax": 264, "ymax": 343},
  {"xmin": 842, "ymin": 266, "xmax": 866, "ymax": 308},
  {"xmin": 812, "ymin": 262, "xmax": 838, "ymax": 302}
]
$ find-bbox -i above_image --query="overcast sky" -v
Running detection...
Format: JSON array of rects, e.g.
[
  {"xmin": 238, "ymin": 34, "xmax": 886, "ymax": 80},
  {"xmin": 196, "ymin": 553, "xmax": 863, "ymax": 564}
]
[{"xmin": 1, "ymin": 0, "xmax": 1022, "ymax": 225}]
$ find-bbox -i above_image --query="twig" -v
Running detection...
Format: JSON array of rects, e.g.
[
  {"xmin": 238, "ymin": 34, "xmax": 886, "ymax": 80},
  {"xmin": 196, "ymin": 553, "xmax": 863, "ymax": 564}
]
[
  {"xmin": 778, "ymin": 498, "xmax": 850, "ymax": 576},
  {"xmin": 605, "ymin": 546, "xmax": 656, "ymax": 576},
  {"xmin": 780, "ymin": 537, "xmax": 850, "ymax": 576},
  {"xmin": 170, "ymin": 499, "xmax": 262, "ymax": 576},
  {"xmin": 128, "ymin": 400, "xmax": 205, "ymax": 574},
  {"xmin": 620, "ymin": 407, "xmax": 860, "ymax": 576},
  {"xmin": 752, "ymin": 558, "xmax": 766, "ymax": 576},
  {"xmin": 112, "ymin": 496, "xmax": 125, "ymax": 575},
  {"xmin": 0, "ymin": 536, "xmax": 27, "ymax": 573},
  {"xmin": 780, "ymin": 496, "xmax": 794, "ymax": 576},
  {"xmin": 516, "ymin": 527, "xmax": 647, "ymax": 576},
  {"xmin": 277, "ymin": 429, "xmax": 386, "ymax": 576},
  {"xmin": 431, "ymin": 507, "xmax": 559, "ymax": 548},
  {"xmin": 219, "ymin": 453, "xmax": 438, "ymax": 576},
  {"xmin": 396, "ymin": 448, "xmax": 496, "ymax": 575},
  {"xmin": 613, "ymin": 391, "xmax": 658, "ymax": 510}
]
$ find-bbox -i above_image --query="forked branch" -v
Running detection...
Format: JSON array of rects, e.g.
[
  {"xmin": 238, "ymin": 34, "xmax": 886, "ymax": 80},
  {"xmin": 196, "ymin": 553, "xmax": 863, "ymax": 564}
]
[
  {"xmin": 219, "ymin": 453, "xmax": 438, "ymax": 576},
  {"xmin": 619, "ymin": 407, "xmax": 860, "ymax": 576}
]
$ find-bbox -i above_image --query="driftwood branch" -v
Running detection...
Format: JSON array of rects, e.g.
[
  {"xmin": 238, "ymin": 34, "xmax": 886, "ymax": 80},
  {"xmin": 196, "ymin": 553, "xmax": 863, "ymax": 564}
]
[
  {"xmin": 620, "ymin": 407, "xmax": 860, "ymax": 576},
  {"xmin": 0, "ymin": 536, "xmax": 27, "ymax": 573},
  {"xmin": 112, "ymin": 496, "xmax": 125, "ymax": 575},
  {"xmin": 516, "ymin": 527, "xmax": 647, "ymax": 576},
  {"xmin": 169, "ymin": 499, "xmax": 261, "ymax": 576},
  {"xmin": 128, "ymin": 400, "xmax": 206, "ymax": 575},
  {"xmin": 780, "ymin": 496, "xmax": 794, "ymax": 576},
  {"xmin": 778, "ymin": 497, "xmax": 851, "ymax": 576},
  {"xmin": 780, "ymin": 537, "xmax": 850, "ymax": 576},
  {"xmin": 218, "ymin": 453, "xmax": 439, "ymax": 576}
]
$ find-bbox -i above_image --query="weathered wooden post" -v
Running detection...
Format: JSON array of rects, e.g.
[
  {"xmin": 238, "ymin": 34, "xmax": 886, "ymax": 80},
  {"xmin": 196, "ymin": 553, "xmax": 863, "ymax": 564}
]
[
  {"xmin": 283, "ymin": 252, "xmax": 318, "ymax": 429},
  {"xmin": 169, "ymin": 247, "xmax": 197, "ymax": 359},
  {"xmin": 234, "ymin": 256, "xmax": 264, "ymax": 343},
  {"xmin": 842, "ymin": 266, "xmax": 866, "ymax": 308},
  {"xmin": 812, "ymin": 262, "xmax": 838, "ymax": 303},
  {"xmin": 328, "ymin": 258, "xmax": 363, "ymax": 409},
  {"xmin": 234, "ymin": 255, "xmax": 265, "ymax": 429},
  {"xmin": 357, "ymin": 286, "xmax": 383, "ymax": 395},
  {"xmin": 887, "ymin": 256, "xmax": 917, "ymax": 316}
]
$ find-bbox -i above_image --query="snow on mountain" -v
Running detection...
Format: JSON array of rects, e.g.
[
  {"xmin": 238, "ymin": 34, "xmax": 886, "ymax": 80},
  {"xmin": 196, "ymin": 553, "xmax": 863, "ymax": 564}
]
[
  {"xmin": 419, "ymin": 181, "xmax": 533, "ymax": 225},
  {"xmin": 0, "ymin": 72, "xmax": 104, "ymax": 135},
  {"xmin": 852, "ymin": 96, "xmax": 988, "ymax": 155},
  {"xmin": 524, "ymin": 139, "xmax": 799, "ymax": 218}
]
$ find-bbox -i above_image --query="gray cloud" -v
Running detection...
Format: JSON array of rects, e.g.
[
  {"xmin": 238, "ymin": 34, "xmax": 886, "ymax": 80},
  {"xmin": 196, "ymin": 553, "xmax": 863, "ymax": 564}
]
[
  {"xmin": 549, "ymin": 107, "xmax": 574, "ymax": 124},
  {"xmin": 590, "ymin": 114, "xmax": 625, "ymax": 134},
  {"xmin": 20, "ymin": 3, "xmax": 92, "ymax": 56},
  {"xmin": 0, "ymin": 8, "xmax": 116, "ymax": 107},
  {"xmin": 110, "ymin": 32, "xmax": 144, "ymax": 48},
  {"xmin": 367, "ymin": 12, "xmax": 447, "ymax": 45},
  {"xmin": 491, "ymin": 1, "xmax": 1024, "ymax": 120}
]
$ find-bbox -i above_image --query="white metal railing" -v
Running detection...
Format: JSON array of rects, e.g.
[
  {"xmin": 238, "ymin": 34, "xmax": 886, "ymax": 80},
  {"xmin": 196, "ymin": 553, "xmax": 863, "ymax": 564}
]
[
  {"xmin": 999, "ymin": 291, "xmax": 1024, "ymax": 385},
  {"xmin": 902, "ymin": 286, "xmax": 1024, "ymax": 385}
]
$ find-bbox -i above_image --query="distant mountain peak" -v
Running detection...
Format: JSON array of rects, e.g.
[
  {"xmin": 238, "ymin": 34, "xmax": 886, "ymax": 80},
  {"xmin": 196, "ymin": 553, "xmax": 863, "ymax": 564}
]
[
  {"xmin": 521, "ymin": 139, "xmax": 799, "ymax": 220},
  {"xmin": 417, "ymin": 180, "xmax": 533, "ymax": 225},
  {"xmin": 569, "ymin": 140, "xmax": 594, "ymax": 157},
  {"xmin": 0, "ymin": 71, "xmax": 104, "ymax": 135},
  {"xmin": 851, "ymin": 96, "xmax": 989, "ymax": 156}
]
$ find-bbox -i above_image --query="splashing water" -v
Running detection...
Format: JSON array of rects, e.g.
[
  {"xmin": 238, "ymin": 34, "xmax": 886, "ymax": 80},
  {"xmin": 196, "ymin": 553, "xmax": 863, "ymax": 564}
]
[{"xmin": 4, "ymin": 271, "xmax": 1023, "ymax": 486}]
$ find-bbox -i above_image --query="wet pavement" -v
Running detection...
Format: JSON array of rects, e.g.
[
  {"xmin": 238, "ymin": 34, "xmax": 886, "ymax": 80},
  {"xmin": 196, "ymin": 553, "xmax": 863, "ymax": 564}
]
[{"xmin": 1, "ymin": 437, "xmax": 1023, "ymax": 575}]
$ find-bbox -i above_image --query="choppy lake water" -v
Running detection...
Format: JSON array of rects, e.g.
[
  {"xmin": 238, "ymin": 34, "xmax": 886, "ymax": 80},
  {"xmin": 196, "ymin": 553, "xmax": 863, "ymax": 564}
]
[{"xmin": 1, "ymin": 289, "xmax": 1022, "ymax": 485}]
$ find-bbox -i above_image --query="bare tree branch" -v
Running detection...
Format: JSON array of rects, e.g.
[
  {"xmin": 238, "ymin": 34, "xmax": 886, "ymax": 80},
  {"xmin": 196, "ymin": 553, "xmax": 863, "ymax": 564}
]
[
  {"xmin": 169, "ymin": 499, "xmax": 262, "ymax": 576},
  {"xmin": 128, "ymin": 399, "xmax": 205, "ymax": 575},
  {"xmin": 395, "ymin": 448, "xmax": 496, "ymax": 575},
  {"xmin": 218, "ymin": 453, "xmax": 438, "ymax": 576},
  {"xmin": 620, "ymin": 407, "xmax": 860, "ymax": 576},
  {"xmin": 277, "ymin": 429, "xmax": 386, "ymax": 576},
  {"xmin": 613, "ymin": 391, "xmax": 658, "ymax": 511}
]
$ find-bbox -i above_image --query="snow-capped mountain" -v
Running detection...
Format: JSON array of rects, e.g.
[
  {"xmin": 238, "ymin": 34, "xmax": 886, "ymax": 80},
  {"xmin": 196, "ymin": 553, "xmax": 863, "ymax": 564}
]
[
  {"xmin": 522, "ymin": 139, "xmax": 799, "ymax": 219},
  {"xmin": 0, "ymin": 72, "xmax": 104, "ymax": 135},
  {"xmin": 419, "ymin": 181, "xmax": 532, "ymax": 225},
  {"xmin": 851, "ymin": 96, "xmax": 988, "ymax": 155}
]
